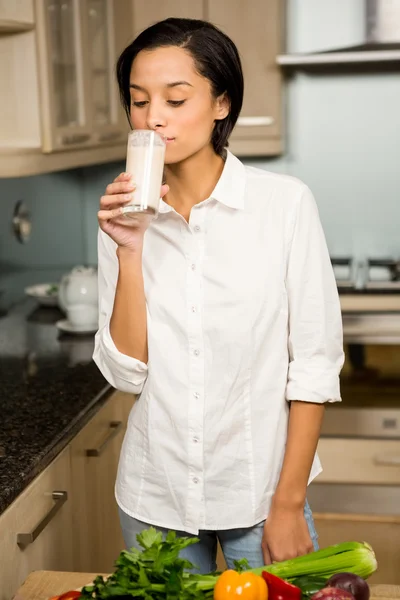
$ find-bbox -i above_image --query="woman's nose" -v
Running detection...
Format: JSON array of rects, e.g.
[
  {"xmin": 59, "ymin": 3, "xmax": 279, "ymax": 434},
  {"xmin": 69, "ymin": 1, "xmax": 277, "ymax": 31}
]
[{"xmin": 146, "ymin": 106, "xmax": 166, "ymax": 130}]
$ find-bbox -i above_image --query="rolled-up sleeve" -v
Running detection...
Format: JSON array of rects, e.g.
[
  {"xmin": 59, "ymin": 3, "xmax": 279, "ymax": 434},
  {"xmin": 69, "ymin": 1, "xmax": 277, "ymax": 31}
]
[
  {"xmin": 285, "ymin": 186, "xmax": 344, "ymax": 404},
  {"xmin": 93, "ymin": 228, "xmax": 148, "ymax": 394}
]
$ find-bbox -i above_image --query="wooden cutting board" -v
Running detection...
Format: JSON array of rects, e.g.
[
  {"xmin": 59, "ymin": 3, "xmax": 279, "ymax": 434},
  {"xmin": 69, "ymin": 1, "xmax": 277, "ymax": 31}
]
[{"xmin": 12, "ymin": 571, "xmax": 400, "ymax": 600}]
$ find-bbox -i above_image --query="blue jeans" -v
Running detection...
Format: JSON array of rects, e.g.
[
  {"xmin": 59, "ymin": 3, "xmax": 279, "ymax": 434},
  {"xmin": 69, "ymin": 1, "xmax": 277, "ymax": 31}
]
[{"xmin": 119, "ymin": 502, "xmax": 319, "ymax": 574}]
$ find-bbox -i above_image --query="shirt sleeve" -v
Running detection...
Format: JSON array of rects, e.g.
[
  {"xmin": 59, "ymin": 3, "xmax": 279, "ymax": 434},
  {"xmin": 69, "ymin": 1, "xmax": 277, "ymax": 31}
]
[
  {"xmin": 93, "ymin": 228, "xmax": 149, "ymax": 394},
  {"xmin": 285, "ymin": 185, "xmax": 344, "ymax": 404}
]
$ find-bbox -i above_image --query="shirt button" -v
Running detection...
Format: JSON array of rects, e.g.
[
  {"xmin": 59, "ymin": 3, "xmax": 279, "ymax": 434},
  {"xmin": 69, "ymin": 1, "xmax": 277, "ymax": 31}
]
[
  {"xmin": 193, "ymin": 392, "xmax": 200, "ymax": 399},
  {"xmin": 193, "ymin": 477, "xmax": 199, "ymax": 484},
  {"xmin": 194, "ymin": 349, "xmax": 200, "ymax": 356},
  {"xmin": 194, "ymin": 225, "xmax": 201, "ymax": 232},
  {"xmin": 191, "ymin": 306, "xmax": 197, "ymax": 313},
  {"xmin": 193, "ymin": 436, "xmax": 200, "ymax": 443},
  {"xmin": 191, "ymin": 263, "xmax": 196, "ymax": 270}
]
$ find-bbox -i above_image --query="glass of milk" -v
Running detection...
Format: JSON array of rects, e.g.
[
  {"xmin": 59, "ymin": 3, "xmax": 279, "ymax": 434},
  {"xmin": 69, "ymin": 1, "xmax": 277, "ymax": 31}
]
[{"xmin": 122, "ymin": 130, "xmax": 166, "ymax": 217}]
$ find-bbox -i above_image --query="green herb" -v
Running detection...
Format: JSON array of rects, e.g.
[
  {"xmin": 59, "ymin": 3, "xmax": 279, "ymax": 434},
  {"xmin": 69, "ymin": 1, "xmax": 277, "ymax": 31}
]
[{"xmin": 79, "ymin": 528, "xmax": 218, "ymax": 599}]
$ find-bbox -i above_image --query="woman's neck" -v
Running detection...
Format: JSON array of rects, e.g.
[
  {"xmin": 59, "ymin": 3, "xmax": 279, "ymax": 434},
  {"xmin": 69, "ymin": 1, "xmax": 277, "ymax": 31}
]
[{"xmin": 163, "ymin": 145, "xmax": 225, "ymax": 222}]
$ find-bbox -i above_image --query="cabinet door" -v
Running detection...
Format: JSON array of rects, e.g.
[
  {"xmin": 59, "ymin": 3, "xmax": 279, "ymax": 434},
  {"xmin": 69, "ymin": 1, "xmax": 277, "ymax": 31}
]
[
  {"xmin": 132, "ymin": 0, "xmax": 204, "ymax": 36},
  {"xmin": 0, "ymin": 447, "xmax": 73, "ymax": 600},
  {"xmin": 35, "ymin": 0, "xmax": 92, "ymax": 152},
  {"xmin": 314, "ymin": 513, "xmax": 400, "ymax": 585},
  {"xmin": 82, "ymin": 0, "xmax": 131, "ymax": 145},
  {"xmin": 71, "ymin": 391, "xmax": 135, "ymax": 573},
  {"xmin": 207, "ymin": 0, "xmax": 283, "ymax": 156},
  {"xmin": 0, "ymin": 0, "xmax": 34, "ymax": 32}
]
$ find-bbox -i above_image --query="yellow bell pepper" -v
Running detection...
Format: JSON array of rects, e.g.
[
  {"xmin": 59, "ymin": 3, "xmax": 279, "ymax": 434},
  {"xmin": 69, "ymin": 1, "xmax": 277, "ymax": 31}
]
[{"xmin": 214, "ymin": 569, "xmax": 269, "ymax": 600}]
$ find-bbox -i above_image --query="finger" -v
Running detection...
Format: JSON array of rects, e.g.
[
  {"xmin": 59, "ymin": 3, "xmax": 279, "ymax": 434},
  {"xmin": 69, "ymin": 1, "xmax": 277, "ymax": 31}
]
[
  {"xmin": 105, "ymin": 180, "xmax": 136, "ymax": 196},
  {"xmin": 100, "ymin": 193, "xmax": 135, "ymax": 210},
  {"xmin": 114, "ymin": 172, "xmax": 133, "ymax": 183},
  {"xmin": 98, "ymin": 206, "xmax": 124, "ymax": 222},
  {"xmin": 262, "ymin": 542, "xmax": 272, "ymax": 565},
  {"xmin": 160, "ymin": 183, "xmax": 169, "ymax": 198}
]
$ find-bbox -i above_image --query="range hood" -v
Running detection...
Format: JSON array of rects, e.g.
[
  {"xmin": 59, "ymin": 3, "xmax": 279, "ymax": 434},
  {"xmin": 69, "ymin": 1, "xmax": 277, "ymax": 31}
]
[{"xmin": 278, "ymin": 0, "xmax": 400, "ymax": 67}]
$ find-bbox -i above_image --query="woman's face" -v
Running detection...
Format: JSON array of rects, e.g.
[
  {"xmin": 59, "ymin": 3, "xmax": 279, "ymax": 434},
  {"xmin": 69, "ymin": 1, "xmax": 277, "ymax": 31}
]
[{"xmin": 129, "ymin": 46, "xmax": 229, "ymax": 164}]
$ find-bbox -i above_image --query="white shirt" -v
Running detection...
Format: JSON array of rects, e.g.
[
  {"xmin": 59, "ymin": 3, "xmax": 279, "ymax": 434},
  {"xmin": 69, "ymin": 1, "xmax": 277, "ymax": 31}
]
[{"xmin": 93, "ymin": 151, "xmax": 344, "ymax": 535}]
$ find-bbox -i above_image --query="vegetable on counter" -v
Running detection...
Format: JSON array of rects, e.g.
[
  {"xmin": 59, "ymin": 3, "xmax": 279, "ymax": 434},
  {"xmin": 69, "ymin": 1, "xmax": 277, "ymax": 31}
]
[
  {"xmin": 49, "ymin": 592, "xmax": 81, "ymax": 600},
  {"xmin": 251, "ymin": 541, "xmax": 377, "ymax": 582},
  {"xmin": 326, "ymin": 573, "xmax": 370, "ymax": 600},
  {"xmin": 214, "ymin": 570, "xmax": 268, "ymax": 600},
  {"xmin": 290, "ymin": 576, "xmax": 330, "ymax": 599},
  {"xmin": 78, "ymin": 528, "xmax": 377, "ymax": 599},
  {"xmin": 262, "ymin": 571, "xmax": 301, "ymax": 600},
  {"xmin": 311, "ymin": 587, "xmax": 356, "ymax": 600}
]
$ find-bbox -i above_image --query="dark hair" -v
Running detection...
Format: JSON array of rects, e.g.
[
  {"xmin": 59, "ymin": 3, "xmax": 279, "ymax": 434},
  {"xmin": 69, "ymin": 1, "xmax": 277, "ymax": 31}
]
[{"xmin": 116, "ymin": 17, "xmax": 244, "ymax": 156}]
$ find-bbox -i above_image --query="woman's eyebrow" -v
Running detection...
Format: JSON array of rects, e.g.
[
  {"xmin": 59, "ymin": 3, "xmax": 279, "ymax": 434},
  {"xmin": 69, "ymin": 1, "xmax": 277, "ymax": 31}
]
[{"xmin": 129, "ymin": 81, "xmax": 193, "ymax": 91}]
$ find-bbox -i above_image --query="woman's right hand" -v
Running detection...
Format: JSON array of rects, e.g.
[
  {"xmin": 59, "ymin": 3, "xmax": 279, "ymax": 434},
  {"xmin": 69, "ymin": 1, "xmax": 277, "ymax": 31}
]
[{"xmin": 98, "ymin": 172, "xmax": 169, "ymax": 253}]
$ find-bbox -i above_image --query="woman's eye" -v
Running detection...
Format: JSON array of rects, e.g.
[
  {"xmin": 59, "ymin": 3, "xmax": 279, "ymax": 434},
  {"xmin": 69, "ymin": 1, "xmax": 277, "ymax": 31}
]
[
  {"xmin": 132, "ymin": 101, "xmax": 147, "ymax": 108},
  {"xmin": 168, "ymin": 100, "xmax": 185, "ymax": 107}
]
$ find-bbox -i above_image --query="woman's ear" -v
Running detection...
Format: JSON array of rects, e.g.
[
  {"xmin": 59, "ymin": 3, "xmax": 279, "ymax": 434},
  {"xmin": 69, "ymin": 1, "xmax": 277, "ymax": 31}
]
[{"xmin": 215, "ymin": 92, "xmax": 230, "ymax": 121}]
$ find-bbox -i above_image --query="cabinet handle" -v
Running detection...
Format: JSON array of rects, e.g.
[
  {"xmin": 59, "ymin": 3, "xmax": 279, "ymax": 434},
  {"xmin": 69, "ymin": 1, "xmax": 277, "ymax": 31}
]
[
  {"xmin": 98, "ymin": 131, "xmax": 123, "ymax": 142},
  {"xmin": 86, "ymin": 421, "xmax": 123, "ymax": 457},
  {"xmin": 374, "ymin": 454, "xmax": 400, "ymax": 466},
  {"xmin": 236, "ymin": 116, "xmax": 275, "ymax": 127},
  {"xmin": 17, "ymin": 491, "xmax": 68, "ymax": 548},
  {"xmin": 59, "ymin": 133, "xmax": 91, "ymax": 145}
]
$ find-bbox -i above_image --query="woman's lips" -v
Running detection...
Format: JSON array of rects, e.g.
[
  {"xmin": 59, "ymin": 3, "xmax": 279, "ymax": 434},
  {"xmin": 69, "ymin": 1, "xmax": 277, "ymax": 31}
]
[{"xmin": 166, "ymin": 137, "xmax": 175, "ymax": 144}]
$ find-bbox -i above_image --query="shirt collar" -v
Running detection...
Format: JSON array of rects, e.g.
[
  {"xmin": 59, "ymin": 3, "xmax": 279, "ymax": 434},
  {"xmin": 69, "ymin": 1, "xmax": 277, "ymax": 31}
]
[{"xmin": 157, "ymin": 150, "xmax": 246, "ymax": 215}]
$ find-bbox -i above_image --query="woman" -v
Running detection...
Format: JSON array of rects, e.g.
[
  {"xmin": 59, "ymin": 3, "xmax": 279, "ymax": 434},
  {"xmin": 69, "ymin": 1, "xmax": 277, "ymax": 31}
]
[{"xmin": 93, "ymin": 17, "xmax": 344, "ymax": 574}]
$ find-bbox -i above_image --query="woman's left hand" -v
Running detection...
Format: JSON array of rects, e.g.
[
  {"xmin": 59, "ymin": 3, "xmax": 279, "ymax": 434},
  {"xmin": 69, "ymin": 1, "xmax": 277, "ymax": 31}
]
[{"xmin": 261, "ymin": 504, "xmax": 314, "ymax": 564}]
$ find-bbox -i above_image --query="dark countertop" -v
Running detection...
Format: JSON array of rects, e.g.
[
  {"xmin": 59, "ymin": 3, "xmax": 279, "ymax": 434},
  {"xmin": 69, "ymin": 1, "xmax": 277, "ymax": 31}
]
[{"xmin": 0, "ymin": 297, "xmax": 112, "ymax": 516}]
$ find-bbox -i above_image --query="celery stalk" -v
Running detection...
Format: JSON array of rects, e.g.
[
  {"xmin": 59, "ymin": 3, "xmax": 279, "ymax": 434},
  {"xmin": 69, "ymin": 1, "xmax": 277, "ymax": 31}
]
[{"xmin": 250, "ymin": 541, "xmax": 378, "ymax": 580}]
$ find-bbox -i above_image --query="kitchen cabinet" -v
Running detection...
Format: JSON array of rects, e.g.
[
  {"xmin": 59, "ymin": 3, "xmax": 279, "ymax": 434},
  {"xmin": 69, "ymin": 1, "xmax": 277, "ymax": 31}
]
[
  {"xmin": 131, "ymin": 0, "xmax": 204, "ymax": 36},
  {"xmin": 0, "ymin": 0, "xmax": 133, "ymax": 177},
  {"xmin": 0, "ymin": 0, "xmax": 34, "ymax": 32},
  {"xmin": 207, "ymin": 0, "xmax": 283, "ymax": 156},
  {"xmin": 314, "ymin": 513, "xmax": 400, "ymax": 585},
  {"xmin": 131, "ymin": 0, "xmax": 283, "ymax": 157},
  {"xmin": 35, "ymin": 0, "xmax": 130, "ymax": 152},
  {"xmin": 312, "ymin": 436, "xmax": 400, "ymax": 584},
  {"xmin": 70, "ymin": 390, "xmax": 134, "ymax": 573},
  {"xmin": 0, "ymin": 390, "xmax": 134, "ymax": 598},
  {"xmin": 0, "ymin": 447, "xmax": 73, "ymax": 600}
]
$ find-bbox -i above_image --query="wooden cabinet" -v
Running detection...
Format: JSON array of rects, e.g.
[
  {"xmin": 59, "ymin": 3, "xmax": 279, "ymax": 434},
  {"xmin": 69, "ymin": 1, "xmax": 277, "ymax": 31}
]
[
  {"xmin": 70, "ymin": 391, "xmax": 134, "ymax": 573},
  {"xmin": 0, "ymin": 447, "xmax": 73, "ymax": 600},
  {"xmin": 313, "ymin": 436, "xmax": 400, "ymax": 585},
  {"xmin": 35, "ymin": 0, "xmax": 130, "ymax": 153},
  {"xmin": 0, "ymin": 0, "xmax": 132, "ymax": 176},
  {"xmin": 132, "ymin": 0, "xmax": 204, "ymax": 36},
  {"xmin": 207, "ymin": 0, "xmax": 283, "ymax": 156},
  {"xmin": 0, "ymin": 391, "xmax": 135, "ymax": 598},
  {"xmin": 314, "ymin": 513, "xmax": 400, "ymax": 585},
  {"xmin": 0, "ymin": 0, "xmax": 34, "ymax": 32},
  {"xmin": 131, "ymin": 0, "xmax": 283, "ymax": 157}
]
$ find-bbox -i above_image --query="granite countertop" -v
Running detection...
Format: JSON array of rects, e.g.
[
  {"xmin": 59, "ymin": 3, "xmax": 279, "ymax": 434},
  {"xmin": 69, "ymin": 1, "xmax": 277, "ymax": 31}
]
[{"xmin": 0, "ymin": 297, "xmax": 112, "ymax": 516}]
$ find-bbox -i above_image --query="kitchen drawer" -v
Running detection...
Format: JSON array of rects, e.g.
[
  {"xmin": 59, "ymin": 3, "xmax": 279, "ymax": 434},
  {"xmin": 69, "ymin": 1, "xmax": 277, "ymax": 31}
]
[
  {"xmin": 70, "ymin": 390, "xmax": 134, "ymax": 572},
  {"xmin": 317, "ymin": 438, "xmax": 400, "ymax": 484},
  {"xmin": 0, "ymin": 446, "xmax": 73, "ymax": 600}
]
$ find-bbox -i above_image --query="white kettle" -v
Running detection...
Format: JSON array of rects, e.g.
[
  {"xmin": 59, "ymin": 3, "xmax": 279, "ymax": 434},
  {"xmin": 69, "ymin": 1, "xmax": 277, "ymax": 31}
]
[{"xmin": 58, "ymin": 266, "xmax": 98, "ymax": 313}]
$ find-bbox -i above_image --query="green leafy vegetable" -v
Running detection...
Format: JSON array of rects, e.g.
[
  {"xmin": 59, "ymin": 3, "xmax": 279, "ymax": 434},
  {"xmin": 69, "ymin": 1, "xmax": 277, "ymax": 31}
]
[{"xmin": 79, "ymin": 528, "xmax": 217, "ymax": 599}]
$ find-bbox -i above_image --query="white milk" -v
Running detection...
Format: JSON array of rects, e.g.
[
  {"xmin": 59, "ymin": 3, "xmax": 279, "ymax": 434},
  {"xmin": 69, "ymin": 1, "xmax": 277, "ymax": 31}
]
[{"xmin": 124, "ymin": 131, "xmax": 166, "ymax": 215}]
